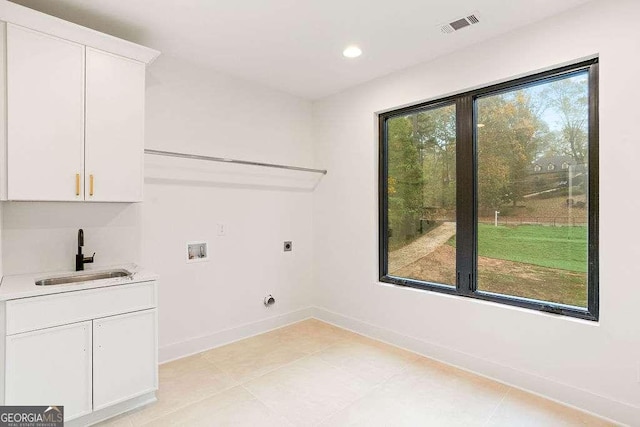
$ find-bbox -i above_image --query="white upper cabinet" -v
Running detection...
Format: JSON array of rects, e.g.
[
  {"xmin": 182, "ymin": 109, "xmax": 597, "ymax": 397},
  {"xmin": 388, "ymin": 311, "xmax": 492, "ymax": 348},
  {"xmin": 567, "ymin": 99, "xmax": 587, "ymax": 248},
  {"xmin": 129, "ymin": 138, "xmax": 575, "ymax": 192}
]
[
  {"xmin": 0, "ymin": 3, "xmax": 159, "ymax": 202},
  {"xmin": 6, "ymin": 24, "xmax": 85, "ymax": 201},
  {"xmin": 85, "ymin": 48, "xmax": 145, "ymax": 202}
]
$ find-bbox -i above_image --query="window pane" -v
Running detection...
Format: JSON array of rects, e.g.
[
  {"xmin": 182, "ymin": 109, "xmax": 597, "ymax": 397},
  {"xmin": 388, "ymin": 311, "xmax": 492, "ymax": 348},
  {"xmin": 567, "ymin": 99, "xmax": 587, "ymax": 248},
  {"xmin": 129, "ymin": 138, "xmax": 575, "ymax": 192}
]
[
  {"xmin": 476, "ymin": 72, "xmax": 589, "ymax": 308},
  {"xmin": 386, "ymin": 104, "xmax": 456, "ymax": 286}
]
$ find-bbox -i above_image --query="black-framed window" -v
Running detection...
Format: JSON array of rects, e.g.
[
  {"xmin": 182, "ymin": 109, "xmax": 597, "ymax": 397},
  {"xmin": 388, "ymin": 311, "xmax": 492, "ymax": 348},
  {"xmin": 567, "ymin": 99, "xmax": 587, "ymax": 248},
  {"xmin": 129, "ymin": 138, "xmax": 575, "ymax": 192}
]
[{"xmin": 379, "ymin": 59, "xmax": 599, "ymax": 321}]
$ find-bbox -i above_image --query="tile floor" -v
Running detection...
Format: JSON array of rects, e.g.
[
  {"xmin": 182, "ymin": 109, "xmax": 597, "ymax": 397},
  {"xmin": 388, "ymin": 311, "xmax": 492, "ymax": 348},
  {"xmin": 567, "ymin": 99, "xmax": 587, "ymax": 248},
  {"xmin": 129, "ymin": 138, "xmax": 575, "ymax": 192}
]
[{"xmin": 97, "ymin": 319, "xmax": 615, "ymax": 426}]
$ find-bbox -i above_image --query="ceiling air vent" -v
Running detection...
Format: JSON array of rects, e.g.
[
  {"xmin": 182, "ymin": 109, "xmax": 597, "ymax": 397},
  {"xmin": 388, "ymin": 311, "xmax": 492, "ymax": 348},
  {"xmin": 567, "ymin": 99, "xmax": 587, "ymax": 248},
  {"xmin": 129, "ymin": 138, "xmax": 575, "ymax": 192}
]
[{"xmin": 440, "ymin": 13, "xmax": 480, "ymax": 34}]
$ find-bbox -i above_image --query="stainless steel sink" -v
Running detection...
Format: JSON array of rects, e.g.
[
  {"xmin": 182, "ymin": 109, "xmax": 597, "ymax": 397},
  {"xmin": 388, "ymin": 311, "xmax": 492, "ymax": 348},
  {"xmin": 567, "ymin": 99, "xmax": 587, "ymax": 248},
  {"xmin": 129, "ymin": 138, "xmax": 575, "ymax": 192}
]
[{"xmin": 35, "ymin": 269, "xmax": 132, "ymax": 286}]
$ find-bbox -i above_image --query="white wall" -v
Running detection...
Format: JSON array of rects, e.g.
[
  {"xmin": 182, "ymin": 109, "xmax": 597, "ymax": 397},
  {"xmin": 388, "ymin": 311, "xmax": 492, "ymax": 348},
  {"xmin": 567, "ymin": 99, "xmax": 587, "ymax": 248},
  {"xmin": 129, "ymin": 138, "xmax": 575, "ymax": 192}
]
[
  {"xmin": 1, "ymin": 53, "xmax": 316, "ymax": 361},
  {"xmin": 141, "ymin": 55, "xmax": 316, "ymax": 361},
  {"xmin": 312, "ymin": 0, "xmax": 640, "ymax": 424},
  {"xmin": 1, "ymin": 201, "xmax": 141, "ymax": 273}
]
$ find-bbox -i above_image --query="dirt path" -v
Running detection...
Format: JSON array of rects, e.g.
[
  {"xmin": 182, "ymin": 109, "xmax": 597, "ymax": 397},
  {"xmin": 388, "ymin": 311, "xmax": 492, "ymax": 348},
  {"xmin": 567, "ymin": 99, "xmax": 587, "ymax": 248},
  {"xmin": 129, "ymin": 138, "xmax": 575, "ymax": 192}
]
[
  {"xmin": 388, "ymin": 222, "xmax": 456, "ymax": 273},
  {"xmin": 393, "ymin": 244, "xmax": 587, "ymax": 307}
]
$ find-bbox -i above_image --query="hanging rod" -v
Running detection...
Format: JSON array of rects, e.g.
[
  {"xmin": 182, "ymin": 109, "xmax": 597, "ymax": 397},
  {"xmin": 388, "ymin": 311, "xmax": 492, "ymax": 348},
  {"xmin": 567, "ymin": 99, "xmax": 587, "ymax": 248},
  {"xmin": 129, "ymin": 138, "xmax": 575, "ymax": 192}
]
[{"xmin": 144, "ymin": 149, "xmax": 327, "ymax": 175}]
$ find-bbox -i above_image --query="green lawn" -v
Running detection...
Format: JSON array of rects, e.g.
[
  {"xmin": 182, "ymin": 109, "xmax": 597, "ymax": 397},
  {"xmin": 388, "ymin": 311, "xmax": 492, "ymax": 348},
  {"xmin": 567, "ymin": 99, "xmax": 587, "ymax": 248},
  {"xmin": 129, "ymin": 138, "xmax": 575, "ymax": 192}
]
[{"xmin": 449, "ymin": 224, "xmax": 587, "ymax": 273}]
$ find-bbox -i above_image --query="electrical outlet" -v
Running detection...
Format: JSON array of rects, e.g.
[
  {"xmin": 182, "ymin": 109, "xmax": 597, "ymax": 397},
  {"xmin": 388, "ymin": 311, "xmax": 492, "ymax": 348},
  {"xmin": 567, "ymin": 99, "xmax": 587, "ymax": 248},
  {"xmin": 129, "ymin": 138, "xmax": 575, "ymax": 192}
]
[
  {"xmin": 217, "ymin": 223, "xmax": 226, "ymax": 236},
  {"xmin": 284, "ymin": 241, "xmax": 292, "ymax": 252}
]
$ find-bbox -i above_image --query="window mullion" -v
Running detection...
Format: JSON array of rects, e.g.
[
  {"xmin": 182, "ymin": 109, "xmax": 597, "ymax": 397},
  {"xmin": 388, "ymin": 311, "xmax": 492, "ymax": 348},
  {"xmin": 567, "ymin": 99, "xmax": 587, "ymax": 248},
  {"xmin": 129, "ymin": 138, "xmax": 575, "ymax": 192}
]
[{"xmin": 455, "ymin": 95, "xmax": 475, "ymax": 295}]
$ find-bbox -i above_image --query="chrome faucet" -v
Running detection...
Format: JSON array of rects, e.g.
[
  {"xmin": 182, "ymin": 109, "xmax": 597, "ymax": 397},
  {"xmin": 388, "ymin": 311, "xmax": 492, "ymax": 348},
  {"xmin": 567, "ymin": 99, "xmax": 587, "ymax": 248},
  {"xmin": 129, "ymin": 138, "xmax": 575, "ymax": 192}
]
[{"xmin": 76, "ymin": 229, "xmax": 95, "ymax": 271}]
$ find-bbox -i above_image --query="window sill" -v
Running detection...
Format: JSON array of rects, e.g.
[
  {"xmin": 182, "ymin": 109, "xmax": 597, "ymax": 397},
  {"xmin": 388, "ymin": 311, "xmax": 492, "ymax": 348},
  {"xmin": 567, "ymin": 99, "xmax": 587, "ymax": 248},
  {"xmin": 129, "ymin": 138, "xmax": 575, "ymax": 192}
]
[{"xmin": 377, "ymin": 277, "xmax": 599, "ymax": 325}]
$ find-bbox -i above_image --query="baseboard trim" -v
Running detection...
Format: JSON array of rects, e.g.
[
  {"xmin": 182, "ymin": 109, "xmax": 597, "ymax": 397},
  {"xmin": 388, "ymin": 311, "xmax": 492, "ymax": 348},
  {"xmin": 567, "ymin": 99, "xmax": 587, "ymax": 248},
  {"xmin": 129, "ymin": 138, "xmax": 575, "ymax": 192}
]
[
  {"xmin": 70, "ymin": 392, "xmax": 156, "ymax": 427},
  {"xmin": 310, "ymin": 306, "xmax": 638, "ymax": 426},
  {"xmin": 158, "ymin": 306, "xmax": 316, "ymax": 363}
]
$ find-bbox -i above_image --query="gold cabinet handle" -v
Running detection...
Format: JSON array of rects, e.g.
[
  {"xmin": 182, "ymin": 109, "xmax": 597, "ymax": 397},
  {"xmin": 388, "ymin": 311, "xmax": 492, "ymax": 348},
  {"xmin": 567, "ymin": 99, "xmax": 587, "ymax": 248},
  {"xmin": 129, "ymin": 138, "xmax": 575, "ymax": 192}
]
[
  {"xmin": 76, "ymin": 173, "xmax": 80, "ymax": 196},
  {"xmin": 89, "ymin": 174, "xmax": 94, "ymax": 196}
]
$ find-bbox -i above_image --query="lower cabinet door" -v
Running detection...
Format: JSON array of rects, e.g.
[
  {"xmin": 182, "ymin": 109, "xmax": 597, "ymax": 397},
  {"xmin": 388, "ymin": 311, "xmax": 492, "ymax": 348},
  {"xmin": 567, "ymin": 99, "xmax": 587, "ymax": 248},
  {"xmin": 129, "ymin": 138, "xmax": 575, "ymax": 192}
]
[
  {"xmin": 5, "ymin": 321, "xmax": 93, "ymax": 421},
  {"xmin": 93, "ymin": 309, "xmax": 157, "ymax": 410}
]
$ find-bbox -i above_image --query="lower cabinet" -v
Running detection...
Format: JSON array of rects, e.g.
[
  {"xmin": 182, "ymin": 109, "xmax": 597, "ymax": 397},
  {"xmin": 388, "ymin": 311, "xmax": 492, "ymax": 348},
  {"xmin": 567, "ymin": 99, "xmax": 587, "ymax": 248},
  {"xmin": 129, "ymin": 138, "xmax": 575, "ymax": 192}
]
[
  {"xmin": 93, "ymin": 310, "xmax": 157, "ymax": 410},
  {"xmin": 5, "ymin": 321, "xmax": 93, "ymax": 419},
  {"xmin": 2, "ymin": 285, "xmax": 158, "ymax": 424}
]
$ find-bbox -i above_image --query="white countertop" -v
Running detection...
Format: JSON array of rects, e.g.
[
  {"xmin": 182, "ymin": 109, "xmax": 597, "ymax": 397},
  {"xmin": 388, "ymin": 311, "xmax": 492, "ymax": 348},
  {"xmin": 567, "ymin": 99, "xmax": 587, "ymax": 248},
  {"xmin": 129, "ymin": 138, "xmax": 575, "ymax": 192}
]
[{"xmin": 0, "ymin": 263, "xmax": 158, "ymax": 301}]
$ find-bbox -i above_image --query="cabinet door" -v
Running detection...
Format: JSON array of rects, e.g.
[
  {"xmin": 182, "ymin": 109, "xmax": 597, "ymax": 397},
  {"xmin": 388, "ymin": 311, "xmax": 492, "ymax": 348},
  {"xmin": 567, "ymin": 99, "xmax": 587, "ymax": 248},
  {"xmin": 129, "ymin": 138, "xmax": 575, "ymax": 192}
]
[
  {"xmin": 5, "ymin": 321, "xmax": 92, "ymax": 421},
  {"xmin": 93, "ymin": 309, "xmax": 157, "ymax": 410},
  {"xmin": 85, "ymin": 48, "xmax": 145, "ymax": 202},
  {"xmin": 6, "ymin": 24, "xmax": 85, "ymax": 201}
]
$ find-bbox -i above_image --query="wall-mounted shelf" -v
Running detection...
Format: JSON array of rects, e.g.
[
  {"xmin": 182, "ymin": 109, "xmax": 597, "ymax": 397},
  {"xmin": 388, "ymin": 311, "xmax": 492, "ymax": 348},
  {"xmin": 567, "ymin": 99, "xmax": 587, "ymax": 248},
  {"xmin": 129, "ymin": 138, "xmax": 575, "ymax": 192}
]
[{"xmin": 144, "ymin": 149, "xmax": 327, "ymax": 175}]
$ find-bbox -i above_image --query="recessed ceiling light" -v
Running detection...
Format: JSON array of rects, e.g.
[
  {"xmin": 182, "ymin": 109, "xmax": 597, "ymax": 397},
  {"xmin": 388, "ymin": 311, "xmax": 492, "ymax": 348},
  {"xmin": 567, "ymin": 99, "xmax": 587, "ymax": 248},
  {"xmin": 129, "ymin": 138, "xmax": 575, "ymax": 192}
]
[{"xmin": 343, "ymin": 46, "xmax": 362, "ymax": 58}]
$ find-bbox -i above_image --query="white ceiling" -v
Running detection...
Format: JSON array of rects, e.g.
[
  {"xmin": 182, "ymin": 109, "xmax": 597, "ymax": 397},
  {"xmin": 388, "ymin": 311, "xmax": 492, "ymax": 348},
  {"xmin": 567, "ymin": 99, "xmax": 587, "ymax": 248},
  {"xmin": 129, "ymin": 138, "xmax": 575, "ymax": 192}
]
[{"xmin": 10, "ymin": 0, "xmax": 592, "ymax": 99}]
